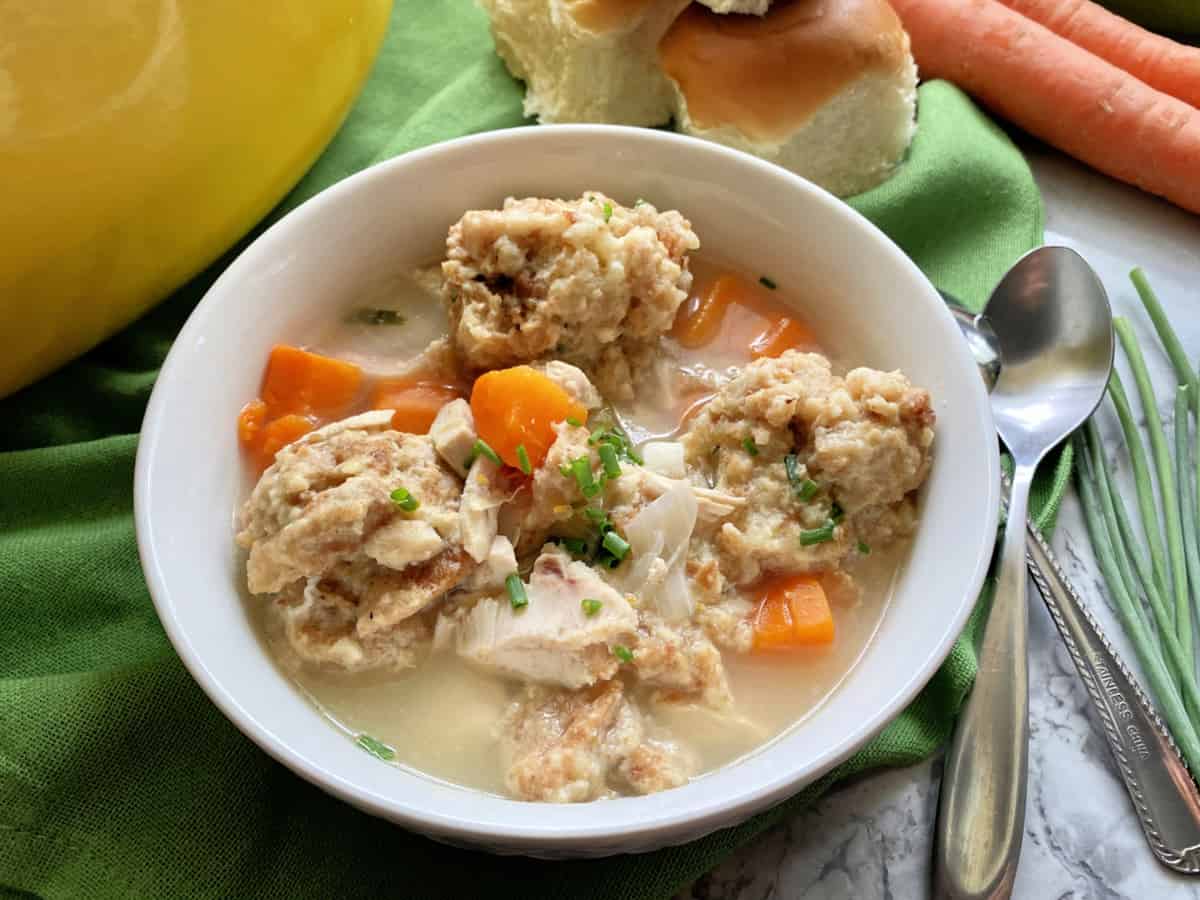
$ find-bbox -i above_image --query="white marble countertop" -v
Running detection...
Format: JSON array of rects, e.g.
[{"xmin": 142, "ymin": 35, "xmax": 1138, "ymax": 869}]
[{"xmin": 679, "ymin": 148, "xmax": 1200, "ymax": 899}]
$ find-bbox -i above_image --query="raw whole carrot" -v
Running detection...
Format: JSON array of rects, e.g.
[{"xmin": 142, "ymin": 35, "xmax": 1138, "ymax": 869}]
[
  {"xmin": 997, "ymin": 0, "xmax": 1200, "ymax": 108},
  {"xmin": 752, "ymin": 574, "xmax": 835, "ymax": 650},
  {"xmin": 260, "ymin": 345, "xmax": 363, "ymax": 419},
  {"xmin": 371, "ymin": 380, "xmax": 461, "ymax": 434},
  {"xmin": 890, "ymin": 0, "xmax": 1200, "ymax": 215},
  {"xmin": 470, "ymin": 366, "xmax": 588, "ymax": 470}
]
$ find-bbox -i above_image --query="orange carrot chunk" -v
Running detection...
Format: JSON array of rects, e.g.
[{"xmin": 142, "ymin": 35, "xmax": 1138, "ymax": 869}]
[
  {"xmin": 749, "ymin": 317, "xmax": 816, "ymax": 359},
  {"xmin": 671, "ymin": 274, "xmax": 743, "ymax": 349},
  {"xmin": 890, "ymin": 0, "xmax": 1200, "ymax": 215},
  {"xmin": 371, "ymin": 380, "xmax": 461, "ymax": 435},
  {"xmin": 470, "ymin": 366, "xmax": 588, "ymax": 470},
  {"xmin": 260, "ymin": 345, "xmax": 364, "ymax": 419},
  {"xmin": 996, "ymin": 0, "xmax": 1200, "ymax": 109},
  {"xmin": 237, "ymin": 399, "xmax": 268, "ymax": 450},
  {"xmin": 753, "ymin": 574, "xmax": 835, "ymax": 651},
  {"xmin": 256, "ymin": 414, "xmax": 314, "ymax": 469}
]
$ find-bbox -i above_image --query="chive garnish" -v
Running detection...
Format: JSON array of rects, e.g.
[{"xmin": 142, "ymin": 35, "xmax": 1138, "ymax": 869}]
[
  {"xmin": 742, "ymin": 436, "xmax": 759, "ymax": 457},
  {"xmin": 759, "ymin": 276, "xmax": 777, "ymax": 290},
  {"xmin": 573, "ymin": 457, "xmax": 600, "ymax": 498},
  {"xmin": 798, "ymin": 479, "xmax": 820, "ymax": 502},
  {"xmin": 602, "ymin": 530, "xmax": 630, "ymax": 561},
  {"xmin": 506, "ymin": 572, "xmax": 528, "ymax": 610},
  {"xmin": 390, "ymin": 487, "xmax": 420, "ymax": 512},
  {"xmin": 612, "ymin": 644, "xmax": 634, "ymax": 663},
  {"xmin": 582, "ymin": 598, "xmax": 603, "ymax": 617},
  {"xmin": 566, "ymin": 416, "xmax": 583, "ymax": 427},
  {"xmin": 347, "ymin": 308, "xmax": 406, "ymax": 326},
  {"xmin": 799, "ymin": 523, "xmax": 836, "ymax": 546},
  {"xmin": 598, "ymin": 443, "xmax": 621, "ymax": 478},
  {"xmin": 857, "ymin": 540, "xmax": 871, "ymax": 554},
  {"xmin": 516, "ymin": 444, "xmax": 532, "ymax": 475},
  {"xmin": 559, "ymin": 463, "xmax": 574, "ymax": 477},
  {"xmin": 356, "ymin": 734, "xmax": 395, "ymax": 761},
  {"xmin": 472, "ymin": 438, "xmax": 502, "ymax": 466},
  {"xmin": 560, "ymin": 537, "xmax": 590, "ymax": 557},
  {"xmin": 584, "ymin": 506, "xmax": 610, "ymax": 529},
  {"xmin": 785, "ymin": 454, "xmax": 818, "ymax": 501},
  {"xmin": 603, "ymin": 201, "xmax": 614, "ymax": 222}
]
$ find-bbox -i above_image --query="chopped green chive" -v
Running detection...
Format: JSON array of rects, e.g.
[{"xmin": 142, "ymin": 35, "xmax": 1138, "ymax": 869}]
[
  {"xmin": 582, "ymin": 598, "xmax": 603, "ymax": 617},
  {"xmin": 603, "ymin": 201, "xmax": 614, "ymax": 222},
  {"xmin": 857, "ymin": 540, "xmax": 871, "ymax": 555},
  {"xmin": 560, "ymin": 537, "xmax": 590, "ymax": 557},
  {"xmin": 584, "ymin": 506, "xmax": 610, "ymax": 529},
  {"xmin": 505, "ymin": 572, "xmax": 528, "ymax": 610},
  {"xmin": 798, "ymin": 479, "xmax": 820, "ymax": 502},
  {"xmin": 784, "ymin": 454, "xmax": 819, "ymax": 500},
  {"xmin": 602, "ymin": 530, "xmax": 630, "ymax": 561},
  {"xmin": 390, "ymin": 487, "xmax": 420, "ymax": 512},
  {"xmin": 516, "ymin": 444, "xmax": 532, "ymax": 475},
  {"xmin": 612, "ymin": 644, "xmax": 634, "ymax": 663},
  {"xmin": 472, "ymin": 438, "xmax": 502, "ymax": 466},
  {"xmin": 759, "ymin": 276, "xmax": 777, "ymax": 290},
  {"xmin": 598, "ymin": 443, "xmax": 622, "ymax": 478},
  {"xmin": 565, "ymin": 416, "xmax": 583, "ymax": 427},
  {"xmin": 742, "ymin": 436, "xmax": 759, "ymax": 457},
  {"xmin": 799, "ymin": 523, "xmax": 836, "ymax": 546},
  {"xmin": 347, "ymin": 308, "xmax": 406, "ymax": 326},
  {"xmin": 573, "ymin": 457, "xmax": 600, "ymax": 498},
  {"xmin": 559, "ymin": 463, "xmax": 574, "ymax": 478},
  {"xmin": 356, "ymin": 734, "xmax": 395, "ymax": 761}
]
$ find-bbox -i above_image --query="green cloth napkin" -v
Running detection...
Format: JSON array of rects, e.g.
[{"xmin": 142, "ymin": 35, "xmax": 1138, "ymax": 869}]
[{"xmin": 0, "ymin": 4, "xmax": 1065, "ymax": 898}]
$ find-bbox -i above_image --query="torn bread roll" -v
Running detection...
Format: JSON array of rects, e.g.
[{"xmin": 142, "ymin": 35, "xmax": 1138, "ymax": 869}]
[
  {"xmin": 478, "ymin": 0, "xmax": 691, "ymax": 125},
  {"xmin": 658, "ymin": 0, "xmax": 918, "ymax": 196}
]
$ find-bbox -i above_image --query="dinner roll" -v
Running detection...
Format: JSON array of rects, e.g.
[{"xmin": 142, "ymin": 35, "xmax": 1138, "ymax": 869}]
[
  {"xmin": 659, "ymin": 0, "xmax": 918, "ymax": 196},
  {"xmin": 478, "ymin": 0, "xmax": 690, "ymax": 124}
]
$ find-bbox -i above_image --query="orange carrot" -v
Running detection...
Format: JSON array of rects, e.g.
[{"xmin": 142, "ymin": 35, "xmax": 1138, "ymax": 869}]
[
  {"xmin": 470, "ymin": 366, "xmax": 588, "ymax": 470},
  {"xmin": 261, "ymin": 345, "xmax": 364, "ymax": 419},
  {"xmin": 672, "ymin": 274, "xmax": 741, "ymax": 348},
  {"xmin": 891, "ymin": 0, "xmax": 1200, "ymax": 215},
  {"xmin": 371, "ymin": 380, "xmax": 461, "ymax": 435},
  {"xmin": 997, "ymin": 0, "xmax": 1200, "ymax": 109},
  {"xmin": 256, "ymin": 414, "xmax": 314, "ymax": 469},
  {"xmin": 752, "ymin": 575, "xmax": 835, "ymax": 650},
  {"xmin": 749, "ymin": 317, "xmax": 815, "ymax": 359},
  {"xmin": 237, "ymin": 399, "xmax": 268, "ymax": 450}
]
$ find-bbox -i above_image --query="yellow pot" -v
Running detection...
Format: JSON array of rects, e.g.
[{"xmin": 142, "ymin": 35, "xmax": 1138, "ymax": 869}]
[{"xmin": 0, "ymin": 0, "xmax": 393, "ymax": 398}]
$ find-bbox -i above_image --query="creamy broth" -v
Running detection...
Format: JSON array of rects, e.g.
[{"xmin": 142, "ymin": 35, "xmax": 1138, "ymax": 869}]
[{"xmin": 243, "ymin": 254, "xmax": 909, "ymax": 796}]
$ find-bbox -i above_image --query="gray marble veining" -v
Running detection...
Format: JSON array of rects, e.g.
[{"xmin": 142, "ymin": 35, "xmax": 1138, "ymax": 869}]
[{"xmin": 678, "ymin": 148, "xmax": 1200, "ymax": 899}]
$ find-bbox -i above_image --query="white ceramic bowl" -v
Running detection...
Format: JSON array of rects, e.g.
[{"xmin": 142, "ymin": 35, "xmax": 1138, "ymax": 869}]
[{"xmin": 135, "ymin": 125, "xmax": 999, "ymax": 857}]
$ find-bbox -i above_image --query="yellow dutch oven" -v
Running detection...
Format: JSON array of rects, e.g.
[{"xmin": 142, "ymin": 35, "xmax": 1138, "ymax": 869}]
[{"xmin": 0, "ymin": 0, "xmax": 393, "ymax": 398}]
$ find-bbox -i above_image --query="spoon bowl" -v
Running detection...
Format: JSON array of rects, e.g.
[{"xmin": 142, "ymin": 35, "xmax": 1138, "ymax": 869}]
[{"xmin": 988, "ymin": 247, "xmax": 1115, "ymax": 463}]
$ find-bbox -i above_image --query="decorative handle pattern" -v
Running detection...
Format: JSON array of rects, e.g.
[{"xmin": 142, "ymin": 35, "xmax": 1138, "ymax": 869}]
[{"xmin": 1025, "ymin": 522, "xmax": 1200, "ymax": 874}]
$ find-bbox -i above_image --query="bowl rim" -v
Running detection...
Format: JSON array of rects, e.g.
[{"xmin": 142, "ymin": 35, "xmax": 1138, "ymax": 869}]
[{"xmin": 135, "ymin": 123, "xmax": 1000, "ymax": 848}]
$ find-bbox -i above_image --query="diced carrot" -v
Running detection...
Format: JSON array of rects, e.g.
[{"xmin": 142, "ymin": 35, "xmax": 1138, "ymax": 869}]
[
  {"xmin": 260, "ymin": 345, "xmax": 364, "ymax": 419},
  {"xmin": 996, "ymin": 0, "xmax": 1200, "ymax": 109},
  {"xmin": 256, "ymin": 414, "xmax": 314, "ymax": 469},
  {"xmin": 752, "ymin": 574, "xmax": 835, "ymax": 651},
  {"xmin": 890, "ymin": 0, "xmax": 1200, "ymax": 215},
  {"xmin": 671, "ymin": 274, "xmax": 743, "ymax": 349},
  {"xmin": 470, "ymin": 366, "xmax": 588, "ymax": 469},
  {"xmin": 749, "ymin": 317, "xmax": 816, "ymax": 359},
  {"xmin": 370, "ymin": 380, "xmax": 461, "ymax": 435},
  {"xmin": 237, "ymin": 399, "xmax": 268, "ymax": 449}
]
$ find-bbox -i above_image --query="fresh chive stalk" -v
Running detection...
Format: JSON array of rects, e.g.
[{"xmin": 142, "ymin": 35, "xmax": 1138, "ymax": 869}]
[
  {"xmin": 1115, "ymin": 318, "xmax": 1190, "ymax": 651},
  {"xmin": 506, "ymin": 573, "xmax": 528, "ymax": 610},
  {"xmin": 1108, "ymin": 371, "xmax": 1172, "ymax": 619},
  {"xmin": 1074, "ymin": 435, "xmax": 1200, "ymax": 774}
]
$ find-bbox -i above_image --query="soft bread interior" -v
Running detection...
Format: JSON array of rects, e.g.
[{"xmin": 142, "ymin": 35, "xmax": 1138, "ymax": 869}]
[
  {"xmin": 659, "ymin": 0, "xmax": 917, "ymax": 195},
  {"xmin": 480, "ymin": 0, "xmax": 690, "ymax": 125}
]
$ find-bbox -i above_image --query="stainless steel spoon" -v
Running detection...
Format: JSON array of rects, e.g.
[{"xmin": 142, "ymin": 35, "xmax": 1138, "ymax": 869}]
[
  {"xmin": 944, "ymin": 280, "xmax": 1200, "ymax": 875},
  {"xmin": 934, "ymin": 247, "xmax": 1114, "ymax": 900}
]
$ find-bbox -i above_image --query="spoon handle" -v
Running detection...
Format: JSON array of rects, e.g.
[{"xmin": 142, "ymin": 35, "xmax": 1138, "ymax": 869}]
[
  {"xmin": 1025, "ymin": 521, "xmax": 1200, "ymax": 873},
  {"xmin": 935, "ymin": 463, "xmax": 1032, "ymax": 900}
]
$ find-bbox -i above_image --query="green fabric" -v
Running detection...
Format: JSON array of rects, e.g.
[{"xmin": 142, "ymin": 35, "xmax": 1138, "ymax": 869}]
[
  {"xmin": 0, "ymin": 4, "xmax": 1064, "ymax": 897},
  {"xmin": 1098, "ymin": 0, "xmax": 1200, "ymax": 36}
]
